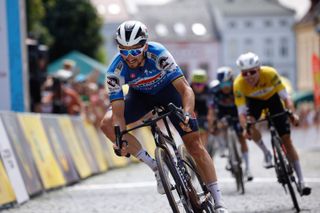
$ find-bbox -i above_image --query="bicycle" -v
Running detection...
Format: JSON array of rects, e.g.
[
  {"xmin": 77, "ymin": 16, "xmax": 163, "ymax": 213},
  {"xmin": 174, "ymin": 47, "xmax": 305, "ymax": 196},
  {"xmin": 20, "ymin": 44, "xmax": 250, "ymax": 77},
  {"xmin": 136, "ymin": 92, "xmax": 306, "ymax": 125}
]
[
  {"xmin": 247, "ymin": 110, "xmax": 300, "ymax": 212},
  {"xmin": 114, "ymin": 103, "xmax": 214, "ymax": 213},
  {"xmin": 219, "ymin": 116, "xmax": 245, "ymax": 194}
]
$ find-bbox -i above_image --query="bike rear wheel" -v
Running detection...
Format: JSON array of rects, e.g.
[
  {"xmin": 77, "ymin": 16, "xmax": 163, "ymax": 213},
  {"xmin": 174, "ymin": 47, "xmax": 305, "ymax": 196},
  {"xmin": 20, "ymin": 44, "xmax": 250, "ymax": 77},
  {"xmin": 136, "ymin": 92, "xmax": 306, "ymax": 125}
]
[
  {"xmin": 274, "ymin": 138, "xmax": 300, "ymax": 212},
  {"xmin": 155, "ymin": 147, "xmax": 192, "ymax": 213},
  {"xmin": 228, "ymin": 130, "xmax": 245, "ymax": 194}
]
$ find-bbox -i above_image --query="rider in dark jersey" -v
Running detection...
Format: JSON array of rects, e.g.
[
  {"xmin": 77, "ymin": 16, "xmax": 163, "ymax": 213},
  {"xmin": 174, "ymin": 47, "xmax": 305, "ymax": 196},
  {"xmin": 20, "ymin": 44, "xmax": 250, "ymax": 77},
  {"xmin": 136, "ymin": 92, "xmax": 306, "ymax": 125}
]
[{"xmin": 190, "ymin": 69, "xmax": 211, "ymax": 147}]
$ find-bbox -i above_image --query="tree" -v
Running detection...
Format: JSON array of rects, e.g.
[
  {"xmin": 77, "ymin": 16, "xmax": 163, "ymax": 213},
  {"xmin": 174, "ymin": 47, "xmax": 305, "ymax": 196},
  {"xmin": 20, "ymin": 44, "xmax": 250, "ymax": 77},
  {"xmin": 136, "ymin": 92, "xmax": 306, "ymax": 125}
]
[
  {"xmin": 26, "ymin": 0, "xmax": 53, "ymax": 45},
  {"xmin": 44, "ymin": 0, "xmax": 105, "ymax": 62}
]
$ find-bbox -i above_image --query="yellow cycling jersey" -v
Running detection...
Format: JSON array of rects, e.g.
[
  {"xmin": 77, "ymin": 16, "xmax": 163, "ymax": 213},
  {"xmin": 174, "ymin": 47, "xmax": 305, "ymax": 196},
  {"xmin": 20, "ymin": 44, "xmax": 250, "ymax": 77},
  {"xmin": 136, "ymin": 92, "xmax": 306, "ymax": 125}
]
[{"xmin": 233, "ymin": 66, "xmax": 286, "ymax": 107}]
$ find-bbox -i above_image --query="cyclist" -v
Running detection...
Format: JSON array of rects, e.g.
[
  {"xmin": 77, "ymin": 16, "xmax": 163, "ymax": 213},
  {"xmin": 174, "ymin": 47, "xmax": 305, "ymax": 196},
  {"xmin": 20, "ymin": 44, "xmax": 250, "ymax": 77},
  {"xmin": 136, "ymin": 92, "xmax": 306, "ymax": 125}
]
[
  {"xmin": 100, "ymin": 20, "xmax": 228, "ymax": 212},
  {"xmin": 208, "ymin": 66, "xmax": 273, "ymax": 181},
  {"xmin": 190, "ymin": 69, "xmax": 211, "ymax": 148},
  {"xmin": 234, "ymin": 52, "xmax": 311, "ymax": 196}
]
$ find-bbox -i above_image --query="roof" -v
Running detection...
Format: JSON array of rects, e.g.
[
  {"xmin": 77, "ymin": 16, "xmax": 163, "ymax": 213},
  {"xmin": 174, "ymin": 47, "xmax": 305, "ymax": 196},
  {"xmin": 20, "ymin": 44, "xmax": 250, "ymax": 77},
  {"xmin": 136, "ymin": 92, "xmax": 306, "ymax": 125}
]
[
  {"xmin": 133, "ymin": 0, "xmax": 220, "ymax": 42},
  {"xmin": 48, "ymin": 51, "xmax": 107, "ymax": 84},
  {"xmin": 211, "ymin": 0, "xmax": 295, "ymax": 17}
]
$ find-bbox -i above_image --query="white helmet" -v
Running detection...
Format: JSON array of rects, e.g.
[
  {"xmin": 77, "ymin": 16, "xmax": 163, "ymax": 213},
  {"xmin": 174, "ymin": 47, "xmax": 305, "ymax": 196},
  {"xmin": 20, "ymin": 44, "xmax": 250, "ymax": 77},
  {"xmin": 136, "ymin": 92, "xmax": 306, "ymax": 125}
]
[
  {"xmin": 236, "ymin": 52, "xmax": 260, "ymax": 71},
  {"xmin": 216, "ymin": 66, "xmax": 233, "ymax": 82},
  {"xmin": 116, "ymin": 20, "xmax": 148, "ymax": 47}
]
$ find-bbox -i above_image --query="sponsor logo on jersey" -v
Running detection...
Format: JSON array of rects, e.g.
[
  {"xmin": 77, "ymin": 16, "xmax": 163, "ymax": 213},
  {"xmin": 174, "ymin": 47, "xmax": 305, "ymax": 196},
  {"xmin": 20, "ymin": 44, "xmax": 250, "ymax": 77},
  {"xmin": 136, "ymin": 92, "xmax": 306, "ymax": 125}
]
[
  {"xmin": 114, "ymin": 62, "xmax": 123, "ymax": 75},
  {"xmin": 158, "ymin": 56, "xmax": 174, "ymax": 71},
  {"xmin": 106, "ymin": 75, "xmax": 121, "ymax": 92}
]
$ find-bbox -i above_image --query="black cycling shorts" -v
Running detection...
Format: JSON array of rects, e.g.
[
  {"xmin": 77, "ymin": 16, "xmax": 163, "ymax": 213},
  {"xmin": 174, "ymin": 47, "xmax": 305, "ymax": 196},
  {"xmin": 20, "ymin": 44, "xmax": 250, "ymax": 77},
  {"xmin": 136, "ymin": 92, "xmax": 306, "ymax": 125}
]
[
  {"xmin": 217, "ymin": 106, "xmax": 242, "ymax": 135},
  {"xmin": 123, "ymin": 83, "xmax": 199, "ymax": 136},
  {"xmin": 246, "ymin": 93, "xmax": 290, "ymax": 137}
]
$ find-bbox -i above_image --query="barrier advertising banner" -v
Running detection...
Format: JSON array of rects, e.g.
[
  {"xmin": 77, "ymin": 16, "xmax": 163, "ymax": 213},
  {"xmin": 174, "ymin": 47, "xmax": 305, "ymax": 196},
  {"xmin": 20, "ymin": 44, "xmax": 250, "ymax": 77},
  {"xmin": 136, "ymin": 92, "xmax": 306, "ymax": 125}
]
[
  {"xmin": 41, "ymin": 115, "xmax": 80, "ymax": 184},
  {"xmin": 0, "ymin": 117, "xmax": 28, "ymax": 204},
  {"xmin": 57, "ymin": 117, "xmax": 91, "ymax": 178},
  {"xmin": 71, "ymin": 117, "xmax": 99, "ymax": 174},
  {"xmin": 96, "ymin": 130, "xmax": 118, "ymax": 168},
  {"xmin": 97, "ymin": 131, "xmax": 129, "ymax": 168},
  {"xmin": 82, "ymin": 120, "xmax": 108, "ymax": 172},
  {"xmin": 17, "ymin": 114, "xmax": 66, "ymax": 189},
  {"xmin": 0, "ymin": 113, "xmax": 42, "ymax": 196},
  {"xmin": 0, "ymin": 159, "xmax": 15, "ymax": 206}
]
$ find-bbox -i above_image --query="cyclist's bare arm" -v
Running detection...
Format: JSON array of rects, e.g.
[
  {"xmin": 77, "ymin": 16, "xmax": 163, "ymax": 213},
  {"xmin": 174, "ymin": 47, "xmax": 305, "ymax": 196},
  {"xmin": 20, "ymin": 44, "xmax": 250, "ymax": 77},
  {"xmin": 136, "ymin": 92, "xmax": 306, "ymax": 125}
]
[
  {"xmin": 172, "ymin": 77, "xmax": 195, "ymax": 115},
  {"xmin": 111, "ymin": 100, "xmax": 126, "ymax": 131},
  {"xmin": 278, "ymin": 89, "xmax": 299, "ymax": 126}
]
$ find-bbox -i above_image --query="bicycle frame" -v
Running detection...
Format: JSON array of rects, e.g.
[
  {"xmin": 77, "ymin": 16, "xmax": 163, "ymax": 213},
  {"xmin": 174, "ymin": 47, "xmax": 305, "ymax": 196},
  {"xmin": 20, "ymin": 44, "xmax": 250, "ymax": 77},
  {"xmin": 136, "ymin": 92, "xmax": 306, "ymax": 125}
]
[{"xmin": 248, "ymin": 110, "xmax": 300, "ymax": 211}]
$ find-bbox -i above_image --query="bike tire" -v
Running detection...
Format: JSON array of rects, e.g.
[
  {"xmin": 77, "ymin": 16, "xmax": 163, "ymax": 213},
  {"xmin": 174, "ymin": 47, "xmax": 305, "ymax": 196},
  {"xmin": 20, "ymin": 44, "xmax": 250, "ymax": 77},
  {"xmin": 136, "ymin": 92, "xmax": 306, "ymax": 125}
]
[
  {"xmin": 155, "ymin": 147, "xmax": 192, "ymax": 213},
  {"xmin": 178, "ymin": 145, "xmax": 215, "ymax": 213},
  {"xmin": 274, "ymin": 138, "xmax": 300, "ymax": 212},
  {"xmin": 228, "ymin": 130, "xmax": 245, "ymax": 194}
]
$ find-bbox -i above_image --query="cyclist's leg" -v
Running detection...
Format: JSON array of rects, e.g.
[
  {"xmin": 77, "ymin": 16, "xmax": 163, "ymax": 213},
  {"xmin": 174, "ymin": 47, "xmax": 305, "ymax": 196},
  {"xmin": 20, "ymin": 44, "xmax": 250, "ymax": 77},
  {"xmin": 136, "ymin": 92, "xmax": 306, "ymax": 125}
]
[
  {"xmin": 157, "ymin": 84, "xmax": 226, "ymax": 207},
  {"xmin": 100, "ymin": 89, "xmax": 157, "ymax": 170},
  {"xmin": 246, "ymin": 98, "xmax": 273, "ymax": 167}
]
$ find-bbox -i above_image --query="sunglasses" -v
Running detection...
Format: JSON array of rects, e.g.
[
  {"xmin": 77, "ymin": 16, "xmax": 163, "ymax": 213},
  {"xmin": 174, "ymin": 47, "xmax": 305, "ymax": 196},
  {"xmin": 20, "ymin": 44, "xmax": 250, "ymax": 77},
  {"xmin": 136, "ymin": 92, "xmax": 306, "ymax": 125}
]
[
  {"xmin": 193, "ymin": 83, "xmax": 206, "ymax": 87},
  {"xmin": 241, "ymin": 69, "xmax": 258, "ymax": 77},
  {"xmin": 119, "ymin": 46, "xmax": 145, "ymax": 57},
  {"xmin": 220, "ymin": 81, "xmax": 232, "ymax": 87}
]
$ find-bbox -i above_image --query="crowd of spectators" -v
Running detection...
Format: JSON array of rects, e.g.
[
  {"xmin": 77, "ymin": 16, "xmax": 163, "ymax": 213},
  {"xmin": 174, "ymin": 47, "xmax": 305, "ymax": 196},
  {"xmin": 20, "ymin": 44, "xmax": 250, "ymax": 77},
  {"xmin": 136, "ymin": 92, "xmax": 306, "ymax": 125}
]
[{"xmin": 39, "ymin": 60, "xmax": 110, "ymax": 128}]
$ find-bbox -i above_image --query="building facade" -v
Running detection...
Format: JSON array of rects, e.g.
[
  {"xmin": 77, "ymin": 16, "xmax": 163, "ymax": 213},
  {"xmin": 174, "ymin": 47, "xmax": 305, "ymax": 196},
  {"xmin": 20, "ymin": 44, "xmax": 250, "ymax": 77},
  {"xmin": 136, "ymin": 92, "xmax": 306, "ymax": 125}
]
[{"xmin": 213, "ymin": 0, "xmax": 296, "ymax": 86}]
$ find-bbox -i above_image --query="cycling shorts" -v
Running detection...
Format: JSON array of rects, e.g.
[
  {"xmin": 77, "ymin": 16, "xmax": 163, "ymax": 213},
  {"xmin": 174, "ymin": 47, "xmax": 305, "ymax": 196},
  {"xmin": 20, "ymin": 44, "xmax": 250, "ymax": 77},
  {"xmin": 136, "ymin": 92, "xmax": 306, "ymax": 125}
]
[
  {"xmin": 124, "ymin": 83, "xmax": 199, "ymax": 136},
  {"xmin": 246, "ymin": 93, "xmax": 290, "ymax": 137},
  {"xmin": 217, "ymin": 107, "xmax": 242, "ymax": 135}
]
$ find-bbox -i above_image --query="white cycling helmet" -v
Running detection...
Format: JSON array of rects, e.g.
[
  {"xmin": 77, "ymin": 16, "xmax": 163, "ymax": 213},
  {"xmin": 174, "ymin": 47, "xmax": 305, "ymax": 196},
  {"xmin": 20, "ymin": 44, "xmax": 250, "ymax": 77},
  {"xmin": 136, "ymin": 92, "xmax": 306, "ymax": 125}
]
[
  {"xmin": 216, "ymin": 66, "xmax": 233, "ymax": 82},
  {"xmin": 236, "ymin": 52, "xmax": 261, "ymax": 71},
  {"xmin": 116, "ymin": 20, "xmax": 148, "ymax": 47}
]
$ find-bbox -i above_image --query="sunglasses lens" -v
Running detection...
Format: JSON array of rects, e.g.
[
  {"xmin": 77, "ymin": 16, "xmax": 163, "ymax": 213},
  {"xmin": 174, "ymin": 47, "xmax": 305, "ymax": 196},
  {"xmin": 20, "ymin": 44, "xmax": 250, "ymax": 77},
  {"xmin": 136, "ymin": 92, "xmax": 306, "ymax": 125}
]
[
  {"xmin": 242, "ymin": 70, "xmax": 257, "ymax": 77},
  {"xmin": 119, "ymin": 47, "xmax": 144, "ymax": 57}
]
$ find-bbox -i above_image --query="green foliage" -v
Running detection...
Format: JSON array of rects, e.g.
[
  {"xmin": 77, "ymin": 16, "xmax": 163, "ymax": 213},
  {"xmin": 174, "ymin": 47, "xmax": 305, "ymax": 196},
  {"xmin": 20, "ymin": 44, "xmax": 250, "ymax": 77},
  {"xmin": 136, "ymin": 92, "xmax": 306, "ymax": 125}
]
[
  {"xmin": 26, "ymin": 0, "xmax": 53, "ymax": 45},
  {"xmin": 44, "ymin": 0, "xmax": 105, "ymax": 62}
]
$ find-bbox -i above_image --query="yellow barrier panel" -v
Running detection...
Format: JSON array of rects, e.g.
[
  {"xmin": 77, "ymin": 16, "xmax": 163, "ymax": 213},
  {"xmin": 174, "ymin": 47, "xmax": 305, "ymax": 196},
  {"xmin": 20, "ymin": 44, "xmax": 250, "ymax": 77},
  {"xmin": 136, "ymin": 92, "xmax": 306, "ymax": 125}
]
[
  {"xmin": 96, "ymin": 130, "xmax": 118, "ymax": 168},
  {"xmin": 18, "ymin": 114, "xmax": 66, "ymax": 189},
  {"xmin": 57, "ymin": 117, "xmax": 92, "ymax": 179},
  {"xmin": 103, "ymin": 136, "xmax": 129, "ymax": 168},
  {"xmin": 82, "ymin": 120, "xmax": 108, "ymax": 172},
  {"xmin": 128, "ymin": 126, "xmax": 156, "ymax": 159},
  {"xmin": 0, "ymin": 113, "xmax": 42, "ymax": 196},
  {"xmin": 41, "ymin": 116, "xmax": 80, "ymax": 184},
  {"xmin": 0, "ymin": 160, "xmax": 15, "ymax": 205}
]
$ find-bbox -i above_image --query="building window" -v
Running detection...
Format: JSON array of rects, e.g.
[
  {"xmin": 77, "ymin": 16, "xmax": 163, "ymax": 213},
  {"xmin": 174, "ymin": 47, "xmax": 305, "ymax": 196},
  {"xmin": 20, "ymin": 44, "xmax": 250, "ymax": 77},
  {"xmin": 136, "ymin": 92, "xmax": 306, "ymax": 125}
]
[
  {"xmin": 179, "ymin": 64, "xmax": 189, "ymax": 78},
  {"xmin": 279, "ymin": 19, "xmax": 288, "ymax": 27},
  {"xmin": 244, "ymin": 38, "xmax": 253, "ymax": 52},
  {"xmin": 264, "ymin": 20, "xmax": 272, "ymax": 27},
  {"xmin": 245, "ymin": 21, "xmax": 252, "ymax": 28},
  {"xmin": 227, "ymin": 38, "xmax": 238, "ymax": 60},
  {"xmin": 228, "ymin": 21, "xmax": 236, "ymax": 28},
  {"xmin": 279, "ymin": 37, "xmax": 289, "ymax": 57},
  {"xmin": 199, "ymin": 63, "xmax": 209, "ymax": 72},
  {"xmin": 264, "ymin": 38, "xmax": 273, "ymax": 58}
]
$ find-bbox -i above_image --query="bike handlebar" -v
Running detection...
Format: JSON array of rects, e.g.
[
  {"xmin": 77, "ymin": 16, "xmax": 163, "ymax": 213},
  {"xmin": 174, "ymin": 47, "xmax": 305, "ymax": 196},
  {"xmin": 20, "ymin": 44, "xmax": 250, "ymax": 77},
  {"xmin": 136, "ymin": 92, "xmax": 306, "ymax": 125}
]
[
  {"xmin": 246, "ymin": 110, "xmax": 292, "ymax": 131},
  {"xmin": 113, "ymin": 103, "xmax": 186, "ymax": 157}
]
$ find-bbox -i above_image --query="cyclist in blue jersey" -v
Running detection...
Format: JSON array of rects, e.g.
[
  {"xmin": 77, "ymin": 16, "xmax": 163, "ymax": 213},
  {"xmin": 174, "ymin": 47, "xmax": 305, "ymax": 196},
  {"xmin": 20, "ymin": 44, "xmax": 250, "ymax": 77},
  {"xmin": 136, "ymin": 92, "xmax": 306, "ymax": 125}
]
[
  {"xmin": 100, "ymin": 20, "xmax": 228, "ymax": 212},
  {"xmin": 208, "ymin": 67, "xmax": 273, "ymax": 181}
]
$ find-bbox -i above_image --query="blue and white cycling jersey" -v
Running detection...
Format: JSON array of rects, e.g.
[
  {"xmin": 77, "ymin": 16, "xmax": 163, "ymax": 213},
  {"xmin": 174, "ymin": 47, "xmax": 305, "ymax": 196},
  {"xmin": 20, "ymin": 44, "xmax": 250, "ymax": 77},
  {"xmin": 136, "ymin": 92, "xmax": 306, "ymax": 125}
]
[{"xmin": 105, "ymin": 42, "xmax": 184, "ymax": 102}]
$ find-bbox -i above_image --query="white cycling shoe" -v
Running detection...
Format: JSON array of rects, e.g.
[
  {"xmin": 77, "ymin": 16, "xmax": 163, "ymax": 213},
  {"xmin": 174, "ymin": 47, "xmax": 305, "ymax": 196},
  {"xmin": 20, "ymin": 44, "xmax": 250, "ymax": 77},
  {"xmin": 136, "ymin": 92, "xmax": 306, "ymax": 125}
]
[{"xmin": 155, "ymin": 170, "xmax": 165, "ymax": 195}]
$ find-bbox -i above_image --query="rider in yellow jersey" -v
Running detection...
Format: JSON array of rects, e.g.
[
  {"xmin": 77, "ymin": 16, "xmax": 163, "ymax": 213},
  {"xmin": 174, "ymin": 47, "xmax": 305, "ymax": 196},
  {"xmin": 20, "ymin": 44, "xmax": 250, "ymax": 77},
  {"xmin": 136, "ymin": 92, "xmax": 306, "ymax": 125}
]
[{"xmin": 234, "ymin": 52, "xmax": 311, "ymax": 196}]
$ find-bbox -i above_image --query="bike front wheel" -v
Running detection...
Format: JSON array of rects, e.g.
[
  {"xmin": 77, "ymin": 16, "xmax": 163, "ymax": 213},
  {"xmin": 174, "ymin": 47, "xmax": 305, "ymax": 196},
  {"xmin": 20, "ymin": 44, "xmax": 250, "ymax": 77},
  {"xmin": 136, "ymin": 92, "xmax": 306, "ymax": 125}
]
[
  {"xmin": 274, "ymin": 138, "xmax": 300, "ymax": 212},
  {"xmin": 155, "ymin": 147, "xmax": 192, "ymax": 213}
]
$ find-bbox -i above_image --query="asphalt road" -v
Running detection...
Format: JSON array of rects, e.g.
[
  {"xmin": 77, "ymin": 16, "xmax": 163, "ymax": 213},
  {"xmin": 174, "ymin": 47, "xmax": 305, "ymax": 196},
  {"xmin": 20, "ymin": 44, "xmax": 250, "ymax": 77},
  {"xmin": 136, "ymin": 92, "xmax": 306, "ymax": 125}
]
[{"xmin": 2, "ymin": 126, "xmax": 320, "ymax": 213}]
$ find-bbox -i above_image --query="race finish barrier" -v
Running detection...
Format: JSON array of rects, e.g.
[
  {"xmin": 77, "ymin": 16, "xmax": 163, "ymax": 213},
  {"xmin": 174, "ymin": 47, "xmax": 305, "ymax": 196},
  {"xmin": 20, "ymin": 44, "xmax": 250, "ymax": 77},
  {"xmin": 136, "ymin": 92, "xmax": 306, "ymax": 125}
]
[{"xmin": 0, "ymin": 111, "xmax": 156, "ymax": 209}]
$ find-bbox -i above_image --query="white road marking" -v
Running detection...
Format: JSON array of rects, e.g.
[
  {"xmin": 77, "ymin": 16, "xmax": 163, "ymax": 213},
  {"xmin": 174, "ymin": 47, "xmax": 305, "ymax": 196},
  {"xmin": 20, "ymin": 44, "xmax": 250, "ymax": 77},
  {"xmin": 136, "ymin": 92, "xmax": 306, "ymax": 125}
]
[{"xmin": 68, "ymin": 178, "xmax": 320, "ymax": 191}]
